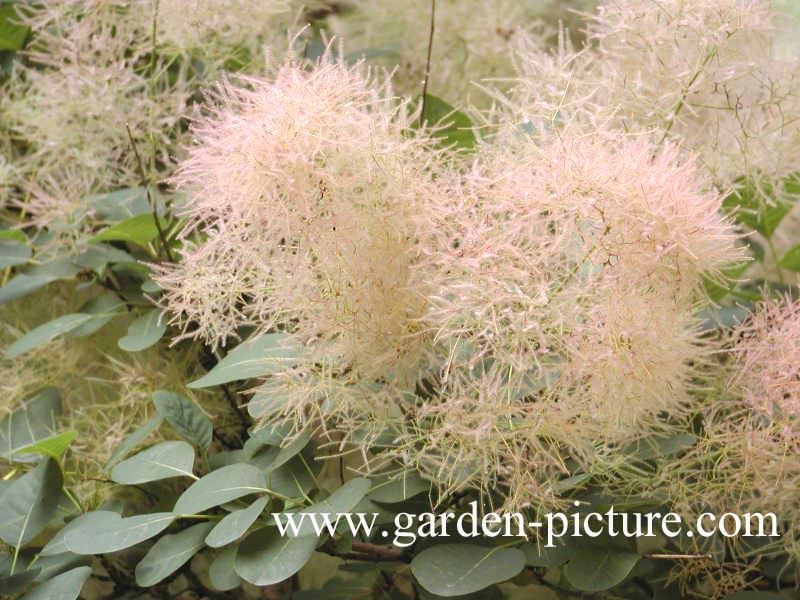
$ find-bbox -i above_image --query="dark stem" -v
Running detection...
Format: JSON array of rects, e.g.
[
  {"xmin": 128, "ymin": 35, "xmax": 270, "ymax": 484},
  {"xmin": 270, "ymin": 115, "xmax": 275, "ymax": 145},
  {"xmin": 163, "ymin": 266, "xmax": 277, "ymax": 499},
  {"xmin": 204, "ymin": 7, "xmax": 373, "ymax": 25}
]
[
  {"xmin": 418, "ymin": 0, "xmax": 436, "ymax": 129},
  {"xmin": 125, "ymin": 123, "xmax": 175, "ymax": 262}
]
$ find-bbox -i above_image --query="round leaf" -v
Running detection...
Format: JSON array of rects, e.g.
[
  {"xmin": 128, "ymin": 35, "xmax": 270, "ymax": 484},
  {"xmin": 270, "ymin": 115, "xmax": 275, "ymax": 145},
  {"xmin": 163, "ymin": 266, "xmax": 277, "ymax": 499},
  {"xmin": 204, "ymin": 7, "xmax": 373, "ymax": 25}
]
[
  {"xmin": 135, "ymin": 522, "xmax": 215, "ymax": 586},
  {"xmin": 0, "ymin": 458, "xmax": 63, "ymax": 547},
  {"xmin": 118, "ymin": 309, "xmax": 167, "ymax": 352},
  {"xmin": 411, "ymin": 545, "xmax": 526, "ymax": 597},
  {"xmin": 174, "ymin": 463, "xmax": 267, "ymax": 515},
  {"xmin": 188, "ymin": 334, "xmax": 298, "ymax": 388},
  {"xmin": 18, "ymin": 566, "xmax": 91, "ymax": 600},
  {"xmin": 153, "ymin": 390, "xmax": 213, "ymax": 450},
  {"xmin": 206, "ymin": 496, "xmax": 269, "ymax": 548},
  {"xmin": 209, "ymin": 545, "xmax": 241, "ymax": 591},
  {"xmin": 64, "ymin": 511, "xmax": 176, "ymax": 554},
  {"xmin": 111, "ymin": 441, "xmax": 195, "ymax": 484},
  {"xmin": 234, "ymin": 527, "xmax": 317, "ymax": 586}
]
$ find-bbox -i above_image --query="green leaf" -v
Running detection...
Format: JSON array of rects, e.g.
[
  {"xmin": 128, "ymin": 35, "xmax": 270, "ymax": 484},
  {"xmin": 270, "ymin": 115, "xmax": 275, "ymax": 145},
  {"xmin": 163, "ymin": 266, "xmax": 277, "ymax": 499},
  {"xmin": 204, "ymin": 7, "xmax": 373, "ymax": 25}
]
[
  {"xmin": 73, "ymin": 244, "xmax": 137, "ymax": 274},
  {"xmin": 0, "ymin": 387, "xmax": 62, "ymax": 462},
  {"xmin": 417, "ymin": 94, "xmax": 477, "ymax": 151},
  {"xmin": 248, "ymin": 428, "xmax": 312, "ymax": 473},
  {"xmin": 13, "ymin": 430, "xmax": 77, "ymax": 461},
  {"xmin": 188, "ymin": 333, "xmax": 298, "ymax": 388},
  {"xmin": 135, "ymin": 521, "xmax": 214, "ymax": 586},
  {"xmin": 0, "ymin": 459, "xmax": 63, "ymax": 547},
  {"xmin": 4, "ymin": 314, "xmax": 95, "ymax": 360},
  {"xmin": 0, "ymin": 3, "xmax": 28, "ymax": 51},
  {"xmin": 248, "ymin": 379, "xmax": 290, "ymax": 419},
  {"xmin": 63, "ymin": 511, "xmax": 176, "ymax": 554},
  {"xmin": 563, "ymin": 547, "xmax": 640, "ymax": 592},
  {"xmin": 288, "ymin": 478, "xmax": 372, "ymax": 537},
  {"xmin": 110, "ymin": 441, "xmax": 195, "ymax": 484},
  {"xmin": 209, "ymin": 545, "xmax": 241, "ymax": 591},
  {"xmin": 87, "ymin": 214, "xmax": 162, "ymax": 246},
  {"xmin": 624, "ymin": 433, "xmax": 698, "ymax": 461},
  {"xmin": 234, "ymin": 527, "xmax": 317, "ymax": 586},
  {"xmin": 152, "ymin": 390, "xmax": 213, "ymax": 450},
  {"xmin": 703, "ymin": 261, "xmax": 751, "ymax": 302},
  {"xmin": 778, "ymin": 244, "xmax": 800, "ymax": 272},
  {"xmin": 0, "ymin": 273, "xmax": 64, "ymax": 305},
  {"xmin": 105, "ymin": 414, "xmax": 163, "ymax": 468},
  {"xmin": 18, "ymin": 566, "xmax": 92, "ymax": 600},
  {"xmin": 697, "ymin": 304, "xmax": 752, "ymax": 332},
  {"xmin": 0, "ymin": 239, "xmax": 31, "ymax": 269},
  {"xmin": 369, "ymin": 470, "xmax": 430, "ymax": 503},
  {"xmin": 411, "ymin": 545, "xmax": 526, "ymax": 597},
  {"xmin": 721, "ymin": 176, "xmax": 791, "ymax": 239},
  {"xmin": 68, "ymin": 294, "xmax": 125, "ymax": 338},
  {"xmin": 173, "ymin": 464, "xmax": 267, "ymax": 515},
  {"xmin": 118, "ymin": 309, "xmax": 166, "ymax": 351},
  {"xmin": 0, "ymin": 229, "xmax": 27, "ymax": 243},
  {"xmin": 206, "ymin": 496, "xmax": 269, "ymax": 548},
  {"xmin": 88, "ymin": 187, "xmax": 154, "ymax": 220}
]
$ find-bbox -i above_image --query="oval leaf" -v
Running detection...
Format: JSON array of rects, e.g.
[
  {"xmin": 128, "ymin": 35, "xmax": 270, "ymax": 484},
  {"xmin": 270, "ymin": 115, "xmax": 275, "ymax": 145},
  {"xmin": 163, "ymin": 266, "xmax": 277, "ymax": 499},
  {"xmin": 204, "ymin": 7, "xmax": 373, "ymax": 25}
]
[
  {"xmin": 64, "ymin": 511, "xmax": 176, "ymax": 555},
  {"xmin": 209, "ymin": 545, "xmax": 241, "ymax": 591},
  {"xmin": 778, "ymin": 244, "xmax": 800, "ymax": 272},
  {"xmin": 234, "ymin": 527, "xmax": 317, "ymax": 586},
  {"xmin": 111, "ymin": 441, "xmax": 195, "ymax": 484},
  {"xmin": 135, "ymin": 521, "xmax": 215, "ymax": 586},
  {"xmin": 18, "ymin": 566, "xmax": 92, "ymax": 600},
  {"xmin": 411, "ymin": 545, "xmax": 526, "ymax": 597},
  {"xmin": 0, "ymin": 387, "xmax": 62, "ymax": 462},
  {"xmin": 4, "ymin": 314, "xmax": 94, "ymax": 360},
  {"xmin": 88, "ymin": 213, "xmax": 161, "ymax": 246},
  {"xmin": 105, "ymin": 414, "xmax": 163, "ymax": 469},
  {"xmin": 563, "ymin": 547, "xmax": 640, "ymax": 592},
  {"xmin": 174, "ymin": 463, "xmax": 267, "ymax": 515},
  {"xmin": 188, "ymin": 333, "xmax": 298, "ymax": 388},
  {"xmin": 118, "ymin": 309, "xmax": 167, "ymax": 352},
  {"xmin": 0, "ymin": 239, "xmax": 31, "ymax": 269},
  {"xmin": 0, "ymin": 458, "xmax": 63, "ymax": 547},
  {"xmin": 13, "ymin": 430, "xmax": 77, "ymax": 461},
  {"xmin": 206, "ymin": 496, "xmax": 269, "ymax": 548},
  {"xmin": 286, "ymin": 478, "xmax": 372, "ymax": 537},
  {"xmin": 153, "ymin": 390, "xmax": 212, "ymax": 451}
]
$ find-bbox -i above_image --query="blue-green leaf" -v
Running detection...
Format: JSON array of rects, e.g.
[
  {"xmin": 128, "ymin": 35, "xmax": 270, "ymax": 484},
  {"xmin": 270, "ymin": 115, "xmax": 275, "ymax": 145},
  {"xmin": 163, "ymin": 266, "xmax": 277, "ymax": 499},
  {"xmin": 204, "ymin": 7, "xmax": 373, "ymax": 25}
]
[
  {"xmin": 18, "ymin": 566, "xmax": 91, "ymax": 600},
  {"xmin": 0, "ymin": 387, "xmax": 62, "ymax": 462},
  {"xmin": 64, "ymin": 511, "xmax": 176, "ymax": 554},
  {"xmin": 188, "ymin": 333, "xmax": 298, "ymax": 388},
  {"xmin": 118, "ymin": 309, "xmax": 166, "ymax": 351},
  {"xmin": 174, "ymin": 464, "xmax": 267, "ymax": 515},
  {"xmin": 411, "ymin": 545, "xmax": 526, "ymax": 597},
  {"xmin": 0, "ymin": 239, "xmax": 31, "ymax": 269},
  {"xmin": 111, "ymin": 441, "xmax": 195, "ymax": 484},
  {"xmin": 135, "ymin": 522, "xmax": 214, "ymax": 586},
  {"xmin": 0, "ymin": 459, "xmax": 63, "ymax": 547},
  {"xmin": 153, "ymin": 390, "xmax": 213, "ymax": 450},
  {"xmin": 206, "ymin": 496, "xmax": 269, "ymax": 548}
]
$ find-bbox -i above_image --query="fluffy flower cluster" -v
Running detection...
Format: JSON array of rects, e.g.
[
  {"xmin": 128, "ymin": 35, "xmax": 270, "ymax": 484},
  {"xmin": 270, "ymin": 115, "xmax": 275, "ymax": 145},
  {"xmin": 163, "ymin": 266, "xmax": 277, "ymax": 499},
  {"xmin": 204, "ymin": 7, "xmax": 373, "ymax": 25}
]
[
  {"xmin": 5, "ymin": 0, "xmax": 190, "ymax": 224},
  {"xmin": 731, "ymin": 297, "xmax": 800, "ymax": 432},
  {"xmin": 145, "ymin": 0, "xmax": 314, "ymax": 62},
  {"xmin": 154, "ymin": 57, "xmax": 437, "ymax": 389},
  {"xmin": 327, "ymin": 0, "xmax": 594, "ymax": 105},
  {"xmin": 157, "ymin": 55, "xmax": 741, "ymax": 508},
  {"xmin": 499, "ymin": 0, "xmax": 800, "ymax": 190}
]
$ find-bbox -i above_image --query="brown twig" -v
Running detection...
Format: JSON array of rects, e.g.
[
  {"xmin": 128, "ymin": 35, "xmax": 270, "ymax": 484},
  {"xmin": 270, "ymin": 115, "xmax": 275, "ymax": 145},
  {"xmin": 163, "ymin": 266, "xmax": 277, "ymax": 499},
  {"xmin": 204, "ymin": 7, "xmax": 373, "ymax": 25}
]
[
  {"xmin": 125, "ymin": 123, "xmax": 175, "ymax": 262},
  {"xmin": 418, "ymin": 0, "xmax": 436, "ymax": 128}
]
